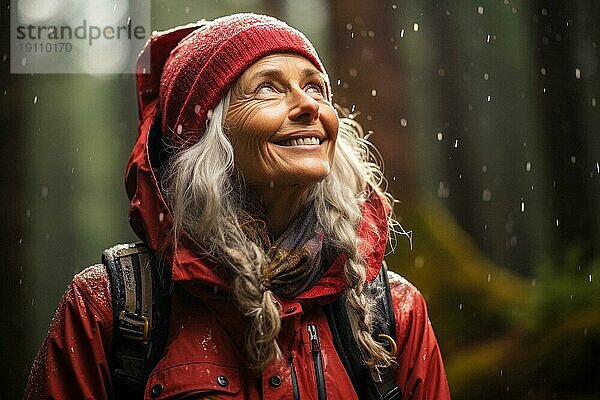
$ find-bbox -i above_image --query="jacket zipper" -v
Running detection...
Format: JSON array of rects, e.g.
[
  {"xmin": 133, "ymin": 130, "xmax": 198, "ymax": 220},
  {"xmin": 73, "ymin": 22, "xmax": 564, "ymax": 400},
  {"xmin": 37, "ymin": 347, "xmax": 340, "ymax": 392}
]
[
  {"xmin": 308, "ymin": 324, "xmax": 327, "ymax": 400},
  {"xmin": 289, "ymin": 354, "xmax": 300, "ymax": 400}
]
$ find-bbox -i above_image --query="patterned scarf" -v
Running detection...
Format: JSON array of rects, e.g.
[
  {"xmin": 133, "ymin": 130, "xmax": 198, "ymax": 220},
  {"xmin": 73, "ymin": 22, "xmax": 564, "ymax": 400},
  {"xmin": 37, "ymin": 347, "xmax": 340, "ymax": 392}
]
[{"xmin": 240, "ymin": 199, "xmax": 335, "ymax": 298}]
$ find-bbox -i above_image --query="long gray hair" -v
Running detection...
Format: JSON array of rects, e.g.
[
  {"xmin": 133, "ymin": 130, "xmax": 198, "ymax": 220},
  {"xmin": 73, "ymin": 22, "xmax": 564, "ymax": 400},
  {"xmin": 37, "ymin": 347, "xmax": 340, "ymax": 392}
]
[{"xmin": 162, "ymin": 90, "xmax": 403, "ymax": 371}]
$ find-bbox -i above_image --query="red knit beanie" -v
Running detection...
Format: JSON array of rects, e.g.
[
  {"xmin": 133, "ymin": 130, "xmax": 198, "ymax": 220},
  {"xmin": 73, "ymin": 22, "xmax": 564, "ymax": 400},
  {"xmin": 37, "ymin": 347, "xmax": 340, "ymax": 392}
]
[{"xmin": 158, "ymin": 13, "xmax": 330, "ymax": 148}]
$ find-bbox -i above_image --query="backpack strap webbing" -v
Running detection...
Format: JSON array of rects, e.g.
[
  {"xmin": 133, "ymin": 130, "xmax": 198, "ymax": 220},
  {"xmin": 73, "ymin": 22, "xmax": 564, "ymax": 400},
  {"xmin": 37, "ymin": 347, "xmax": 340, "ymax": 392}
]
[
  {"xmin": 325, "ymin": 261, "xmax": 402, "ymax": 400},
  {"xmin": 103, "ymin": 242, "xmax": 171, "ymax": 398}
]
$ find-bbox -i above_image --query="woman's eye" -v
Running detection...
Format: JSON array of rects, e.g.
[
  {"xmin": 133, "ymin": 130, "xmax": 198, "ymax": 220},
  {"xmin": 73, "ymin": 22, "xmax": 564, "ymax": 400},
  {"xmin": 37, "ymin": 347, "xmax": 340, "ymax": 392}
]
[
  {"xmin": 305, "ymin": 83, "xmax": 324, "ymax": 95},
  {"xmin": 256, "ymin": 82, "xmax": 276, "ymax": 94}
]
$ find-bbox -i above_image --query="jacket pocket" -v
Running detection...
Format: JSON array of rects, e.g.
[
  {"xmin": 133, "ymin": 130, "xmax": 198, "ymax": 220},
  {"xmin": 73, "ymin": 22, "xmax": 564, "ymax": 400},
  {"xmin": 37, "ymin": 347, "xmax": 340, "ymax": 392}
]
[{"xmin": 145, "ymin": 363, "xmax": 242, "ymax": 399}]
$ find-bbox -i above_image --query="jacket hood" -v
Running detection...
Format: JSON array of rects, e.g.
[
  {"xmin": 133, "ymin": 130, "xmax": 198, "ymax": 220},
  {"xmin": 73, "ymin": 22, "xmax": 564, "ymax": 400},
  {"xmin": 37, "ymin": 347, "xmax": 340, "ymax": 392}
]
[
  {"xmin": 127, "ymin": 23, "xmax": 390, "ymax": 302},
  {"xmin": 126, "ymin": 100, "xmax": 390, "ymax": 299}
]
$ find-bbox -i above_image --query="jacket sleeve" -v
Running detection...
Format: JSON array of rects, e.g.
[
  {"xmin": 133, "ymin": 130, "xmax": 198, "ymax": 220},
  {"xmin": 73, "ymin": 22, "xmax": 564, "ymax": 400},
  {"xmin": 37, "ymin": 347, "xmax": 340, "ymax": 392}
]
[
  {"xmin": 388, "ymin": 272, "xmax": 451, "ymax": 400},
  {"xmin": 24, "ymin": 264, "xmax": 114, "ymax": 400}
]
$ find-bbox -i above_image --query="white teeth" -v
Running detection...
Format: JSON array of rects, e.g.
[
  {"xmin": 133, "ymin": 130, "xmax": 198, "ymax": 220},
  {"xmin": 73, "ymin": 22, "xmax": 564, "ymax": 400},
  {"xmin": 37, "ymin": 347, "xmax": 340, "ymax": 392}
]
[{"xmin": 279, "ymin": 137, "xmax": 321, "ymax": 146}]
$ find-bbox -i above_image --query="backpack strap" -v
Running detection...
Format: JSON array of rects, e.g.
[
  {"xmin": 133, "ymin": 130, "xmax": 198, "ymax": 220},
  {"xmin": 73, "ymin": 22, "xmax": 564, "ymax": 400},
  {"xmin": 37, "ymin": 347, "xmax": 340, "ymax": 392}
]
[
  {"xmin": 103, "ymin": 242, "xmax": 171, "ymax": 398},
  {"xmin": 325, "ymin": 261, "xmax": 402, "ymax": 400}
]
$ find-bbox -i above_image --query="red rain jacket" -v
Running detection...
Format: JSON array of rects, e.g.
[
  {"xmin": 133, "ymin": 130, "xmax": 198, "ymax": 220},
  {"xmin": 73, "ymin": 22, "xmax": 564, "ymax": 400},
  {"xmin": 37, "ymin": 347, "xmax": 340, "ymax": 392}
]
[{"xmin": 25, "ymin": 25, "xmax": 451, "ymax": 399}]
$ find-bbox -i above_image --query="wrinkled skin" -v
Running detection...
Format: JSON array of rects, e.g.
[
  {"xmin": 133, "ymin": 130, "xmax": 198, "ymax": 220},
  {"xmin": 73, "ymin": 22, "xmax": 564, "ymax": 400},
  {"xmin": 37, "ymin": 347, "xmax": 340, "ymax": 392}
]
[{"xmin": 226, "ymin": 53, "xmax": 339, "ymax": 235}]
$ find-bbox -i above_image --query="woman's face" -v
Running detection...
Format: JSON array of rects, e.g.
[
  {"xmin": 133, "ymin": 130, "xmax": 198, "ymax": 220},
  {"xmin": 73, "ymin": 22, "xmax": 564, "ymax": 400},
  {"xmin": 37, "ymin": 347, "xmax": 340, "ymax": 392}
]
[{"xmin": 226, "ymin": 53, "xmax": 338, "ymax": 189}]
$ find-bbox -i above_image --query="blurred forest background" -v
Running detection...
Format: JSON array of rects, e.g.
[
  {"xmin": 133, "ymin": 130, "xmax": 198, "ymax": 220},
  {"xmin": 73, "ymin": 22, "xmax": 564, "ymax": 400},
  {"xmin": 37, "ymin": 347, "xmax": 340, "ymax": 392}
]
[{"xmin": 1, "ymin": 0, "xmax": 599, "ymax": 398}]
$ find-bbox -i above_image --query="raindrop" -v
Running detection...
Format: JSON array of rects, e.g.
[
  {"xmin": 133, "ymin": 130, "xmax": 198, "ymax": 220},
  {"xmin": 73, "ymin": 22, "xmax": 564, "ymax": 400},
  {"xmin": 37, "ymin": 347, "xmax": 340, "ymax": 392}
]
[
  {"xmin": 346, "ymin": 23, "xmax": 352, "ymax": 30},
  {"xmin": 596, "ymin": 162, "xmax": 599, "ymax": 173},
  {"xmin": 437, "ymin": 132, "xmax": 443, "ymax": 141},
  {"xmin": 158, "ymin": 212, "xmax": 164, "ymax": 222},
  {"xmin": 33, "ymin": 96, "xmax": 38, "ymax": 104},
  {"xmin": 368, "ymin": 30, "xmax": 375, "ymax": 38},
  {"xmin": 41, "ymin": 186, "xmax": 48, "ymax": 198},
  {"xmin": 269, "ymin": 180, "xmax": 275, "ymax": 188},
  {"xmin": 531, "ymin": 279, "xmax": 536, "ymax": 287},
  {"xmin": 437, "ymin": 181, "xmax": 450, "ymax": 198},
  {"xmin": 400, "ymin": 29, "xmax": 405, "ymax": 38},
  {"xmin": 520, "ymin": 200, "xmax": 525, "ymax": 213},
  {"xmin": 184, "ymin": 6, "xmax": 190, "ymax": 14},
  {"xmin": 477, "ymin": 6, "xmax": 484, "ymax": 14},
  {"xmin": 555, "ymin": 218, "xmax": 559, "ymax": 227},
  {"xmin": 584, "ymin": 328, "xmax": 588, "ymax": 336},
  {"xmin": 592, "ymin": 98, "xmax": 597, "ymax": 107},
  {"xmin": 336, "ymin": 79, "xmax": 341, "ymax": 86},
  {"xmin": 454, "ymin": 139, "xmax": 459, "ymax": 148},
  {"xmin": 413, "ymin": 23, "xmax": 419, "ymax": 32},
  {"xmin": 486, "ymin": 34, "xmax": 491, "ymax": 43},
  {"xmin": 437, "ymin": 68, "xmax": 446, "ymax": 77},
  {"xmin": 487, "ymin": 95, "xmax": 491, "ymax": 102},
  {"xmin": 483, "ymin": 72, "xmax": 489, "ymax": 80},
  {"xmin": 351, "ymin": 32, "xmax": 355, "ymax": 39},
  {"xmin": 540, "ymin": 67, "xmax": 546, "ymax": 75},
  {"xmin": 351, "ymin": 104, "xmax": 356, "ymax": 112},
  {"xmin": 570, "ymin": 155, "xmax": 576, "ymax": 164},
  {"xmin": 482, "ymin": 189, "xmax": 492, "ymax": 201},
  {"xmin": 458, "ymin": 303, "xmax": 463, "ymax": 310},
  {"xmin": 467, "ymin": 104, "xmax": 474, "ymax": 111},
  {"xmin": 194, "ymin": 105, "xmax": 201, "ymax": 114},
  {"xmin": 482, "ymin": 165, "xmax": 488, "ymax": 173},
  {"xmin": 542, "ymin": 87, "xmax": 547, "ymax": 93},
  {"xmin": 206, "ymin": 109, "xmax": 213, "ymax": 120},
  {"xmin": 400, "ymin": 118, "xmax": 407, "ymax": 127},
  {"xmin": 26, "ymin": 209, "xmax": 31, "ymax": 218},
  {"xmin": 511, "ymin": 7, "xmax": 518, "ymax": 14},
  {"xmin": 575, "ymin": 68, "xmax": 581, "ymax": 79},
  {"xmin": 526, "ymin": 161, "xmax": 532, "ymax": 171},
  {"xmin": 392, "ymin": 4, "xmax": 397, "ymax": 9},
  {"xmin": 414, "ymin": 255, "xmax": 424, "ymax": 268},
  {"xmin": 487, "ymin": 274, "xmax": 491, "ymax": 283},
  {"xmin": 589, "ymin": 274, "xmax": 593, "ymax": 283},
  {"xmin": 541, "ymin": 8, "xmax": 548, "ymax": 16},
  {"xmin": 371, "ymin": 89, "xmax": 377, "ymax": 97},
  {"xmin": 500, "ymin": 369, "xmax": 504, "ymax": 376},
  {"xmin": 176, "ymin": 124, "xmax": 183, "ymax": 135}
]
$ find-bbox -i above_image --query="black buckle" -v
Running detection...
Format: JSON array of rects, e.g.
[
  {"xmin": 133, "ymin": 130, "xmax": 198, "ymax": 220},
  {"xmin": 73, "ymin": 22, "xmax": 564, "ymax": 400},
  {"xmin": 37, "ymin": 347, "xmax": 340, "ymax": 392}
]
[{"xmin": 119, "ymin": 311, "xmax": 150, "ymax": 343}]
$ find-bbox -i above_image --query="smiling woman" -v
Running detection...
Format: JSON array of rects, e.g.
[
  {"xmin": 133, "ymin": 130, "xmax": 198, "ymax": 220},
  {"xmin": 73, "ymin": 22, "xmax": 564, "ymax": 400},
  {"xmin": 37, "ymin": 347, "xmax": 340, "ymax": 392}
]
[
  {"xmin": 25, "ymin": 13, "xmax": 451, "ymax": 400},
  {"xmin": 227, "ymin": 53, "xmax": 339, "ymax": 235}
]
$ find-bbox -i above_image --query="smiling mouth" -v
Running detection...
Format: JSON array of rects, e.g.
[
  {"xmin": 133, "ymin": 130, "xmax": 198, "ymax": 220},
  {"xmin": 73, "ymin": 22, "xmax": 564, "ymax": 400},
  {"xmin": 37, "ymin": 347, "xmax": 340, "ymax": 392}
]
[{"xmin": 277, "ymin": 137, "xmax": 322, "ymax": 146}]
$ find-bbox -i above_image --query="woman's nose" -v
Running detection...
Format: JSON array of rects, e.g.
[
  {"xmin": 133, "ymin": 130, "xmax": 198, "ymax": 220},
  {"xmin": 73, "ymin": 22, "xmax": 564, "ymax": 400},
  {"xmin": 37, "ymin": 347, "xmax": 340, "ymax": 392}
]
[{"xmin": 288, "ymin": 89, "xmax": 320, "ymax": 123}]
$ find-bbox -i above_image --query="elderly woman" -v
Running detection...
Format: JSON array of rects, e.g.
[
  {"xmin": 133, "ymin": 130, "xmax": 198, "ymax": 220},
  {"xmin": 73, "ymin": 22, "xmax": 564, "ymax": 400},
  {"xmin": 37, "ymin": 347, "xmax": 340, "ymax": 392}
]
[{"xmin": 25, "ymin": 14, "xmax": 451, "ymax": 399}]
